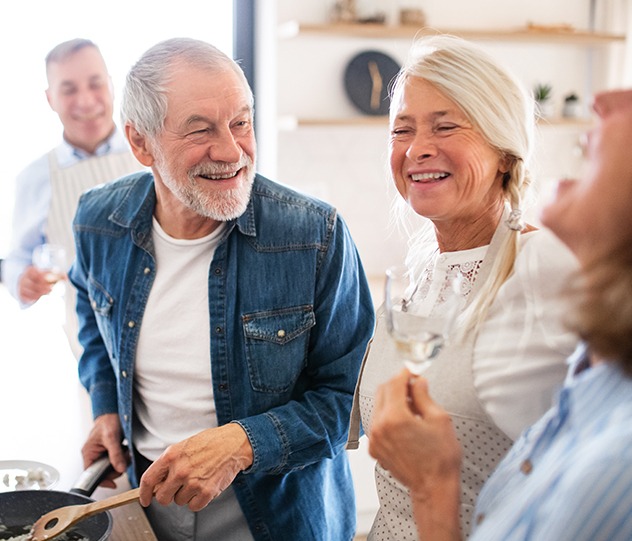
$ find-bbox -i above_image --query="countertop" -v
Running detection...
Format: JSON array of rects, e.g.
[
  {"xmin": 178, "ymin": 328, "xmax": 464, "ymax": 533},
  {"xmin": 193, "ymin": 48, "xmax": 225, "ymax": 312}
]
[{"xmin": 109, "ymin": 502, "xmax": 157, "ymax": 540}]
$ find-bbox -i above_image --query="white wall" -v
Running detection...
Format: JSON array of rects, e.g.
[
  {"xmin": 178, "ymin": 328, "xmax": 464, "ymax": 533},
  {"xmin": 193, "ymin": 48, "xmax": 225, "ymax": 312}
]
[{"xmin": 258, "ymin": 0, "xmax": 629, "ymax": 534}]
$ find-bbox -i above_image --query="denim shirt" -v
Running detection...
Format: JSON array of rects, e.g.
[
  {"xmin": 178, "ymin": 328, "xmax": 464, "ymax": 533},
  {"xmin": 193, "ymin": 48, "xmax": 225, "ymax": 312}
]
[{"xmin": 68, "ymin": 172, "xmax": 375, "ymax": 541}]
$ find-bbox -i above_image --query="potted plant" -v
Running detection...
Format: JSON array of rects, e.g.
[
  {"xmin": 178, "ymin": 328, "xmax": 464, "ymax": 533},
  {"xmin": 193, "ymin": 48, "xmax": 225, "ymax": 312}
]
[
  {"xmin": 534, "ymin": 83, "xmax": 554, "ymax": 119},
  {"xmin": 562, "ymin": 92, "xmax": 582, "ymax": 118}
]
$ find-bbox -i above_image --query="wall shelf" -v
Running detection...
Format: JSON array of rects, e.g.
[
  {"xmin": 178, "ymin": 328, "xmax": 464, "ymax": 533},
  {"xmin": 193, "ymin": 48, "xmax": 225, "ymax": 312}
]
[
  {"xmin": 279, "ymin": 21, "xmax": 626, "ymax": 45},
  {"xmin": 279, "ymin": 115, "xmax": 594, "ymax": 130}
]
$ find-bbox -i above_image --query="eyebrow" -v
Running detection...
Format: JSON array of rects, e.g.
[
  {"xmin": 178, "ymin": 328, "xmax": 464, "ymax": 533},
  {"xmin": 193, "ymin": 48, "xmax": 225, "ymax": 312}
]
[
  {"xmin": 183, "ymin": 105, "xmax": 253, "ymax": 128},
  {"xmin": 58, "ymin": 74, "xmax": 105, "ymax": 88},
  {"xmin": 184, "ymin": 115, "xmax": 211, "ymax": 127},
  {"xmin": 393, "ymin": 110, "xmax": 451, "ymax": 123}
]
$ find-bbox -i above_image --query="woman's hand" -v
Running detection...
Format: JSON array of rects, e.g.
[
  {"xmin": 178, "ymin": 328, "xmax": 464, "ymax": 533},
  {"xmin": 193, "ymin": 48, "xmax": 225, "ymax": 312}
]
[{"xmin": 369, "ymin": 369, "xmax": 463, "ymax": 540}]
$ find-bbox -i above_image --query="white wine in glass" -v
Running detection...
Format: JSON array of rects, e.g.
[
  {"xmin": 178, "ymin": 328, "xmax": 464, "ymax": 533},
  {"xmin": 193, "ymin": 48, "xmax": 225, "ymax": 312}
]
[
  {"xmin": 32, "ymin": 243, "xmax": 67, "ymax": 285},
  {"xmin": 385, "ymin": 265, "xmax": 462, "ymax": 375}
]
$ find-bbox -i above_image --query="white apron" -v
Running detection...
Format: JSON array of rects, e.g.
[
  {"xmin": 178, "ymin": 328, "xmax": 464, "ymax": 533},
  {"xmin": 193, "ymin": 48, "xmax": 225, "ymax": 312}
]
[
  {"xmin": 348, "ymin": 212, "xmax": 514, "ymax": 540},
  {"xmin": 46, "ymin": 150, "xmax": 142, "ymax": 359}
]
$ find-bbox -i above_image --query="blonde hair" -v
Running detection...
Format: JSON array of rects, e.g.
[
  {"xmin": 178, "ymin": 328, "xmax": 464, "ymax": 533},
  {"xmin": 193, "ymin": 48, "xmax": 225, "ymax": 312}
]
[{"xmin": 390, "ymin": 35, "xmax": 535, "ymax": 333}]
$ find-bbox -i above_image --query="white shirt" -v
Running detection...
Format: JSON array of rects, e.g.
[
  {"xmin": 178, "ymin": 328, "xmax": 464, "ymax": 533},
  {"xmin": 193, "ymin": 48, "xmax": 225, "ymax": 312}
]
[
  {"xmin": 133, "ymin": 218, "xmax": 225, "ymax": 460},
  {"xmin": 473, "ymin": 228, "xmax": 578, "ymax": 439}
]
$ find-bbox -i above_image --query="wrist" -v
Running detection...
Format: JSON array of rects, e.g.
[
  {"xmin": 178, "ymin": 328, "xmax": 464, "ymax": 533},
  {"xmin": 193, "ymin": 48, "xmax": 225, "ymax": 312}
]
[
  {"xmin": 410, "ymin": 473, "xmax": 462, "ymax": 541},
  {"xmin": 229, "ymin": 422, "xmax": 254, "ymax": 471}
]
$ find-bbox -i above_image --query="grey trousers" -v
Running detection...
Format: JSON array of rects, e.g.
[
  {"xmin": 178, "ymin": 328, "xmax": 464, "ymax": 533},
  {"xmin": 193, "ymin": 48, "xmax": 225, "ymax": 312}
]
[{"xmin": 144, "ymin": 486, "xmax": 255, "ymax": 541}]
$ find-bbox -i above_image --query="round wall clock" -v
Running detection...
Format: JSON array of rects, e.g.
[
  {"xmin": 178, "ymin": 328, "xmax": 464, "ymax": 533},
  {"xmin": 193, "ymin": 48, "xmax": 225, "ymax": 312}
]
[{"xmin": 344, "ymin": 50, "xmax": 401, "ymax": 116}]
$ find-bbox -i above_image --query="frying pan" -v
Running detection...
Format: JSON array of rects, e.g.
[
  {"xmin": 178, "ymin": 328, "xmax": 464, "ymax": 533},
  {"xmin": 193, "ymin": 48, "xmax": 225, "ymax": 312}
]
[{"xmin": 0, "ymin": 456, "xmax": 114, "ymax": 540}]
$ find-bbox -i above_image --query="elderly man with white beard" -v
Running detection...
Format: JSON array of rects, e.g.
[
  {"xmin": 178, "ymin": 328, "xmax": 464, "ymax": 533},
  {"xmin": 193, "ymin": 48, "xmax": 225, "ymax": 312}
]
[{"xmin": 68, "ymin": 37, "xmax": 375, "ymax": 541}]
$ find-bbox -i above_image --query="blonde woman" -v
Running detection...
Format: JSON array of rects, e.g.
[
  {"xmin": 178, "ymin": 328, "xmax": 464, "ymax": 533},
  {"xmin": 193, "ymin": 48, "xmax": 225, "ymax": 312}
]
[
  {"xmin": 369, "ymin": 88, "xmax": 632, "ymax": 541},
  {"xmin": 348, "ymin": 35, "xmax": 579, "ymax": 538}
]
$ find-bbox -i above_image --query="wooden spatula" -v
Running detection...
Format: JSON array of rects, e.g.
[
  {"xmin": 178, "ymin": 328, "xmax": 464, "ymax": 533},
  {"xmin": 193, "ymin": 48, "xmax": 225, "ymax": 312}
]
[{"xmin": 28, "ymin": 487, "xmax": 141, "ymax": 541}]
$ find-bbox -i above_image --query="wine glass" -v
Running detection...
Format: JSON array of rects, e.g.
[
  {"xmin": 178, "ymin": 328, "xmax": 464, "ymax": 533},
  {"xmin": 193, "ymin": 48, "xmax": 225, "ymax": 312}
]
[
  {"xmin": 384, "ymin": 264, "xmax": 463, "ymax": 375},
  {"xmin": 32, "ymin": 244, "xmax": 67, "ymax": 285}
]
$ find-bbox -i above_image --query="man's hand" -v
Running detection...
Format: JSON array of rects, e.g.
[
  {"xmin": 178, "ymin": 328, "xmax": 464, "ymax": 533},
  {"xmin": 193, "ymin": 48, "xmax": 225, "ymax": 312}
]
[
  {"xmin": 82, "ymin": 413, "xmax": 129, "ymax": 489},
  {"xmin": 139, "ymin": 423, "xmax": 254, "ymax": 512},
  {"xmin": 17, "ymin": 265, "xmax": 63, "ymax": 304}
]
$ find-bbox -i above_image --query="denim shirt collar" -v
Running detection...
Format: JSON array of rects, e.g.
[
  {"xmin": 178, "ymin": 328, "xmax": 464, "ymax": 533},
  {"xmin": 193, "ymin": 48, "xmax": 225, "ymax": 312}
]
[
  {"xmin": 107, "ymin": 171, "xmax": 259, "ymax": 246},
  {"xmin": 235, "ymin": 196, "xmax": 257, "ymax": 237}
]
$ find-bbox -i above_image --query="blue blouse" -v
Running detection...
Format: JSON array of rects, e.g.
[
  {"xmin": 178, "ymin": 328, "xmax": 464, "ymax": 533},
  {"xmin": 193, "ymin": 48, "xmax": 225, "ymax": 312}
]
[{"xmin": 472, "ymin": 345, "xmax": 632, "ymax": 540}]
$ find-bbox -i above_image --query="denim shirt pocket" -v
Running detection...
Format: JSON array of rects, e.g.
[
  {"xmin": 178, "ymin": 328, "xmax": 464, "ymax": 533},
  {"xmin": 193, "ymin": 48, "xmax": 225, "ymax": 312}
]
[
  {"xmin": 242, "ymin": 305, "xmax": 315, "ymax": 393},
  {"xmin": 87, "ymin": 277, "xmax": 116, "ymax": 358}
]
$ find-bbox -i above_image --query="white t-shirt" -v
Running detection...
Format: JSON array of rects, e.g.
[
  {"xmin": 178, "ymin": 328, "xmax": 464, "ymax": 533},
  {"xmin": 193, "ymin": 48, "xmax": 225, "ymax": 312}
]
[{"xmin": 133, "ymin": 218, "xmax": 225, "ymax": 460}]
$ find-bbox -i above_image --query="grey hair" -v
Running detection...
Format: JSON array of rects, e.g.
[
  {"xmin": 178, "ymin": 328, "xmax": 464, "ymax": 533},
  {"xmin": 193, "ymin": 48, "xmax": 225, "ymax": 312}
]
[
  {"xmin": 390, "ymin": 35, "xmax": 536, "ymax": 335},
  {"xmin": 121, "ymin": 37, "xmax": 253, "ymax": 139},
  {"xmin": 45, "ymin": 38, "xmax": 100, "ymax": 67},
  {"xmin": 390, "ymin": 34, "xmax": 535, "ymax": 205}
]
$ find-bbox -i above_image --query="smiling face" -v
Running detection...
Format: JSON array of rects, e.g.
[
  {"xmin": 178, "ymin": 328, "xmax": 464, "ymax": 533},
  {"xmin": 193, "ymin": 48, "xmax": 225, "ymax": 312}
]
[
  {"xmin": 132, "ymin": 62, "xmax": 256, "ymax": 234},
  {"xmin": 541, "ymin": 89, "xmax": 632, "ymax": 264},
  {"xmin": 389, "ymin": 77, "xmax": 507, "ymax": 239},
  {"xmin": 45, "ymin": 46, "xmax": 115, "ymax": 154}
]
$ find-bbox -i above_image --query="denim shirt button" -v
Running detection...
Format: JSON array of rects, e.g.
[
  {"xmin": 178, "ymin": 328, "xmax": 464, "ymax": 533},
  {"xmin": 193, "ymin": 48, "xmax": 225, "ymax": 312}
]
[
  {"xmin": 128, "ymin": 321, "xmax": 136, "ymax": 328},
  {"xmin": 215, "ymin": 326, "xmax": 223, "ymax": 334},
  {"xmin": 121, "ymin": 370, "xmax": 128, "ymax": 378},
  {"xmin": 277, "ymin": 329, "xmax": 286, "ymax": 338},
  {"xmin": 218, "ymin": 383, "xmax": 228, "ymax": 391},
  {"xmin": 123, "ymin": 414, "xmax": 129, "ymax": 422},
  {"xmin": 91, "ymin": 301, "xmax": 97, "ymax": 310},
  {"xmin": 213, "ymin": 267, "xmax": 222, "ymax": 275},
  {"xmin": 143, "ymin": 267, "xmax": 151, "ymax": 275}
]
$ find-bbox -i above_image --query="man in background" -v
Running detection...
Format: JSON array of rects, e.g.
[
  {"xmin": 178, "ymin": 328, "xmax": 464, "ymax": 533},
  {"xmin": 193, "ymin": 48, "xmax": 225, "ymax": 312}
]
[{"xmin": 3, "ymin": 38, "xmax": 142, "ymax": 357}]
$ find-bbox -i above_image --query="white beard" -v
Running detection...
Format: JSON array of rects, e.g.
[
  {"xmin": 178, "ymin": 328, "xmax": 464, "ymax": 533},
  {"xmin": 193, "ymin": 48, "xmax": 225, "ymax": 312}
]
[{"xmin": 154, "ymin": 148, "xmax": 255, "ymax": 221}]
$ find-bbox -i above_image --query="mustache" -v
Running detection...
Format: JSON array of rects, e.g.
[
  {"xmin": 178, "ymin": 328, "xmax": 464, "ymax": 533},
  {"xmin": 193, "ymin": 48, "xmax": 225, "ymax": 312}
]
[{"xmin": 189, "ymin": 156, "xmax": 252, "ymax": 177}]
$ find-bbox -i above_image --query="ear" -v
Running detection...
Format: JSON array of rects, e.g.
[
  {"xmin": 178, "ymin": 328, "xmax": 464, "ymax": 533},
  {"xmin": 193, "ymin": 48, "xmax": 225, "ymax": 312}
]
[
  {"xmin": 125, "ymin": 124, "xmax": 155, "ymax": 167},
  {"xmin": 45, "ymin": 88, "xmax": 55, "ymax": 112},
  {"xmin": 108, "ymin": 76, "xmax": 114, "ymax": 98},
  {"xmin": 499, "ymin": 154, "xmax": 512, "ymax": 174}
]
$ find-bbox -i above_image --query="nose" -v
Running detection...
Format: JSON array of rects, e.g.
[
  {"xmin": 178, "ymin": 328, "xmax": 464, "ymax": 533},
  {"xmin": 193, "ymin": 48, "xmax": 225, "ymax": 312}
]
[
  {"xmin": 208, "ymin": 127, "xmax": 243, "ymax": 163},
  {"xmin": 75, "ymin": 88, "xmax": 99, "ymax": 109},
  {"xmin": 407, "ymin": 132, "xmax": 437, "ymax": 162}
]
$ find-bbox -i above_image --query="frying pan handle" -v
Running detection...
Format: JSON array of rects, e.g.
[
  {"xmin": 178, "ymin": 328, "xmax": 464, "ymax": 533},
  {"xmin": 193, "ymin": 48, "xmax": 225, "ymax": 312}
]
[{"xmin": 69, "ymin": 455, "xmax": 114, "ymax": 496}]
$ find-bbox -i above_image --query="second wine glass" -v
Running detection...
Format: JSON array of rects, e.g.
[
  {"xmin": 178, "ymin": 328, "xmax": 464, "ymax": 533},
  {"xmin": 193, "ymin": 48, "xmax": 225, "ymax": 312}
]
[{"xmin": 32, "ymin": 243, "xmax": 67, "ymax": 285}]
